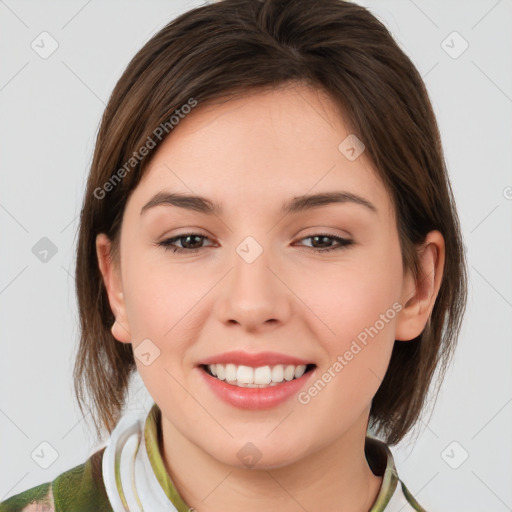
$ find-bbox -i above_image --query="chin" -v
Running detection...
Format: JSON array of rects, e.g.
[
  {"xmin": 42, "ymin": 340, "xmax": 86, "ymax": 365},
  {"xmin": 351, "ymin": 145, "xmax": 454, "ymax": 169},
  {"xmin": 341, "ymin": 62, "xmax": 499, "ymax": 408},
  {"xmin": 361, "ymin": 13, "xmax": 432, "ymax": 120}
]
[{"xmin": 206, "ymin": 436, "xmax": 309, "ymax": 470}]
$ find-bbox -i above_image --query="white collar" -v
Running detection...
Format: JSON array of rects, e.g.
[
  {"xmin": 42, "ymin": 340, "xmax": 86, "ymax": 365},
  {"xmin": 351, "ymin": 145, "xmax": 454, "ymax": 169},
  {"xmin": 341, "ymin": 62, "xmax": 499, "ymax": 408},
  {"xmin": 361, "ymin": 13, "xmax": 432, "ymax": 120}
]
[{"xmin": 102, "ymin": 409, "xmax": 179, "ymax": 512}]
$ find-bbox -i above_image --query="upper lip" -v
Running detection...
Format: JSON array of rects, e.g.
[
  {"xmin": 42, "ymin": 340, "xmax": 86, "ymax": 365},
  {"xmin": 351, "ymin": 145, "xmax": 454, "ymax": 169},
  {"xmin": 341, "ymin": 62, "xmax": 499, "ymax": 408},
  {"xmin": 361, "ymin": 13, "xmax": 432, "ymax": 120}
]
[{"xmin": 198, "ymin": 351, "xmax": 313, "ymax": 367}]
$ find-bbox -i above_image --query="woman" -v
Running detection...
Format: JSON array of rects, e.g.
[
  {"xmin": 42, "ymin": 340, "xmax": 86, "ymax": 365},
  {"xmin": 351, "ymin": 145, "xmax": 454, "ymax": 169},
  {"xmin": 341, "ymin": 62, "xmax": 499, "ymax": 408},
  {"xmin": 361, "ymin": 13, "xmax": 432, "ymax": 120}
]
[{"xmin": 0, "ymin": 0, "xmax": 467, "ymax": 510}]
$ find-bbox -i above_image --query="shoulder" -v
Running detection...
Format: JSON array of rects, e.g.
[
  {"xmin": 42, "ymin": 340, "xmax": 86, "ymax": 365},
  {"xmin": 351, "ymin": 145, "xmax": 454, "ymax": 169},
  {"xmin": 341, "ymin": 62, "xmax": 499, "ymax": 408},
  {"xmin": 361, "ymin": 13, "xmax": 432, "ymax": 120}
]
[
  {"xmin": 0, "ymin": 481, "xmax": 53, "ymax": 512},
  {"xmin": 0, "ymin": 447, "xmax": 112, "ymax": 512}
]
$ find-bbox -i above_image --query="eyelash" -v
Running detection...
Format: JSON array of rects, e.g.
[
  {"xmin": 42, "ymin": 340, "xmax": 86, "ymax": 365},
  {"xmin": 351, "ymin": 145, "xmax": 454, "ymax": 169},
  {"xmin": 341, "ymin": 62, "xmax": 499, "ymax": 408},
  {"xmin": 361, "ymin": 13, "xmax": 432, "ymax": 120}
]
[{"xmin": 157, "ymin": 232, "xmax": 354, "ymax": 254}]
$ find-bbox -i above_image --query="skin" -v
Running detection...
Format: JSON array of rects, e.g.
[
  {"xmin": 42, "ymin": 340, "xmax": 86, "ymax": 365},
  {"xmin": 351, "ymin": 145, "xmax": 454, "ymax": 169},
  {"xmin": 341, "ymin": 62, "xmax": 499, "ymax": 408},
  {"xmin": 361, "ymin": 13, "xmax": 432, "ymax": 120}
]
[{"xmin": 96, "ymin": 82, "xmax": 445, "ymax": 512}]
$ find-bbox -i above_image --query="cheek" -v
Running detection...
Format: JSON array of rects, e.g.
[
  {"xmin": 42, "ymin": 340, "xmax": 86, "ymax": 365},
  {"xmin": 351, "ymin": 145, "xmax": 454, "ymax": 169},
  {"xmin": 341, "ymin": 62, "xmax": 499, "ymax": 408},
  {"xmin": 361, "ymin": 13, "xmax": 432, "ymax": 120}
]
[
  {"xmin": 121, "ymin": 248, "xmax": 211, "ymax": 377},
  {"xmin": 121, "ymin": 254, "xmax": 199, "ymax": 402},
  {"xmin": 122, "ymin": 246, "xmax": 198, "ymax": 338},
  {"xmin": 299, "ymin": 243, "xmax": 403, "ymax": 419},
  {"xmin": 295, "ymin": 256, "xmax": 402, "ymax": 429},
  {"xmin": 304, "ymin": 247, "xmax": 403, "ymax": 349},
  {"xmin": 123, "ymin": 271, "xmax": 171, "ymax": 339}
]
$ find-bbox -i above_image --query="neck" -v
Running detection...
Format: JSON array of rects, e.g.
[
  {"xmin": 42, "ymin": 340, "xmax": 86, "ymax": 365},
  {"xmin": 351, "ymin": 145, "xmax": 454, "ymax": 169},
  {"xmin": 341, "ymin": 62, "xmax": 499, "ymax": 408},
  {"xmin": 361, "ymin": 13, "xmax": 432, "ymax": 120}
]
[{"xmin": 159, "ymin": 409, "xmax": 383, "ymax": 512}]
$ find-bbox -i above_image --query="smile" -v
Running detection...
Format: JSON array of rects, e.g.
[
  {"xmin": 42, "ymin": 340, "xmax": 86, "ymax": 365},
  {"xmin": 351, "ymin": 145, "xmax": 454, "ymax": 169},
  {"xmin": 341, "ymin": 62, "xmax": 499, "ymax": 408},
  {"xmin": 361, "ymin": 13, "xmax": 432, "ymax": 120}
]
[
  {"xmin": 202, "ymin": 363, "xmax": 315, "ymax": 388},
  {"xmin": 198, "ymin": 361, "xmax": 317, "ymax": 409}
]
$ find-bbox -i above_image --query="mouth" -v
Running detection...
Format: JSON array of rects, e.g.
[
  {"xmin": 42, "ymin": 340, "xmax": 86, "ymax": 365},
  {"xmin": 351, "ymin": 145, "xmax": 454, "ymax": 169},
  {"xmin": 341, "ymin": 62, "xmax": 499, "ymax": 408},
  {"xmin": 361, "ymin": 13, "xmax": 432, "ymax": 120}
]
[{"xmin": 199, "ymin": 363, "xmax": 317, "ymax": 388}]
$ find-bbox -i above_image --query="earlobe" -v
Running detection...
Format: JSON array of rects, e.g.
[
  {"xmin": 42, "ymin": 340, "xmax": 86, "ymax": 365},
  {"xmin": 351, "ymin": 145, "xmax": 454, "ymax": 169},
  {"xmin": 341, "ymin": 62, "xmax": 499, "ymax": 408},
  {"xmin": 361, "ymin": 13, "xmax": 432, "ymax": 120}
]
[
  {"xmin": 111, "ymin": 315, "xmax": 131, "ymax": 343},
  {"xmin": 395, "ymin": 231, "xmax": 445, "ymax": 341},
  {"xmin": 96, "ymin": 233, "xmax": 132, "ymax": 343}
]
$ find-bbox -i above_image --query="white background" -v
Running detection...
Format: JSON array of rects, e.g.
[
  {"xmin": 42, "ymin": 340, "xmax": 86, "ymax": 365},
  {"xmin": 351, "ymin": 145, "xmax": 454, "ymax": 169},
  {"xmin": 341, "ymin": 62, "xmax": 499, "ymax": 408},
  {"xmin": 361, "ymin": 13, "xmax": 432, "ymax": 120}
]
[{"xmin": 1, "ymin": 1, "xmax": 511, "ymax": 510}]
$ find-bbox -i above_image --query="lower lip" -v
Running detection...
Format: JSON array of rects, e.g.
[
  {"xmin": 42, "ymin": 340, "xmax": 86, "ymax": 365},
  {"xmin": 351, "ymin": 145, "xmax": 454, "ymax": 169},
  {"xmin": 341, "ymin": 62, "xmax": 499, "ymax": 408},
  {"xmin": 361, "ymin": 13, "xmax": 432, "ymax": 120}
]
[{"xmin": 197, "ymin": 366, "xmax": 316, "ymax": 410}]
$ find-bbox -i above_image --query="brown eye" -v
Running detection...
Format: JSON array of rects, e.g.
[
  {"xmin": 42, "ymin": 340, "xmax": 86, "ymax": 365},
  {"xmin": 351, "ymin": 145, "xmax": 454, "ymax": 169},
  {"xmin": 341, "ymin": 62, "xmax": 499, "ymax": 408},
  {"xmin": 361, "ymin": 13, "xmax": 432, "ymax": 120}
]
[
  {"xmin": 296, "ymin": 233, "xmax": 353, "ymax": 253},
  {"xmin": 157, "ymin": 232, "xmax": 353, "ymax": 255},
  {"xmin": 158, "ymin": 233, "xmax": 213, "ymax": 253}
]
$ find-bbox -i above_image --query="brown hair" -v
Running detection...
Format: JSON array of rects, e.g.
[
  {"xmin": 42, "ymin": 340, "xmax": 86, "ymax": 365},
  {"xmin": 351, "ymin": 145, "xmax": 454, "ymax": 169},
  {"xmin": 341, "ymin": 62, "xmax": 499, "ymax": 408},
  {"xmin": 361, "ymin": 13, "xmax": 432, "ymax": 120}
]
[{"xmin": 74, "ymin": 0, "xmax": 467, "ymax": 445}]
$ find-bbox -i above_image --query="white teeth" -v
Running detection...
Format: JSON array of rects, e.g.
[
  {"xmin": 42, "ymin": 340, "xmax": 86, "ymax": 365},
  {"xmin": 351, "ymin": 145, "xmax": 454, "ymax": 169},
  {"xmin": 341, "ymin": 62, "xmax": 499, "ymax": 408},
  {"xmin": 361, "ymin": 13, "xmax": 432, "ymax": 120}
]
[
  {"xmin": 284, "ymin": 365, "xmax": 295, "ymax": 381},
  {"xmin": 254, "ymin": 366, "xmax": 272, "ymax": 385},
  {"xmin": 225, "ymin": 363, "xmax": 237, "ymax": 381},
  {"xmin": 294, "ymin": 365, "xmax": 306, "ymax": 378},
  {"xmin": 216, "ymin": 364, "xmax": 225, "ymax": 380},
  {"xmin": 271, "ymin": 364, "xmax": 284, "ymax": 382},
  {"xmin": 206, "ymin": 363, "xmax": 309, "ymax": 387},
  {"xmin": 237, "ymin": 365, "xmax": 253, "ymax": 384}
]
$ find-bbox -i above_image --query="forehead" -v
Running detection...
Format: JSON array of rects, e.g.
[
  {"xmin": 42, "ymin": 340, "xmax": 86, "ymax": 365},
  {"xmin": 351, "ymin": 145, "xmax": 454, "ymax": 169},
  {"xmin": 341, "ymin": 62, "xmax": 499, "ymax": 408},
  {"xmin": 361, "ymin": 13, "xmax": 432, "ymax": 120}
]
[{"xmin": 130, "ymin": 84, "xmax": 393, "ymax": 221}]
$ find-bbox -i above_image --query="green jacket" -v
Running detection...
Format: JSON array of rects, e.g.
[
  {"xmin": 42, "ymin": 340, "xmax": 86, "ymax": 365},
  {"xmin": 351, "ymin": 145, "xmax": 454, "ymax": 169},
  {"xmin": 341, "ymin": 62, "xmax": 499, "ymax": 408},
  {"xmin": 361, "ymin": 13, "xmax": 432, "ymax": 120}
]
[{"xmin": 0, "ymin": 447, "xmax": 113, "ymax": 512}]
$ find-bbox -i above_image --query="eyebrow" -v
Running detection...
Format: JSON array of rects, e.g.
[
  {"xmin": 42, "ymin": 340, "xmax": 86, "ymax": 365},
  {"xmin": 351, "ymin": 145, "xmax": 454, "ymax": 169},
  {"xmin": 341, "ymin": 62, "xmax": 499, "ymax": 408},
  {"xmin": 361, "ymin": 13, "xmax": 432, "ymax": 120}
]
[{"xmin": 140, "ymin": 191, "xmax": 377, "ymax": 217}]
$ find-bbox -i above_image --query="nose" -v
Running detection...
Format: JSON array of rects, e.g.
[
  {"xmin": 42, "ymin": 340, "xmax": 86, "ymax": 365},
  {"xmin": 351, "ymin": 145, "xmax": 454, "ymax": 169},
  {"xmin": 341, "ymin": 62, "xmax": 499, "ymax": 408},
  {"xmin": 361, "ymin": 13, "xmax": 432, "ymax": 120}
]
[{"xmin": 215, "ymin": 240, "xmax": 292, "ymax": 333}]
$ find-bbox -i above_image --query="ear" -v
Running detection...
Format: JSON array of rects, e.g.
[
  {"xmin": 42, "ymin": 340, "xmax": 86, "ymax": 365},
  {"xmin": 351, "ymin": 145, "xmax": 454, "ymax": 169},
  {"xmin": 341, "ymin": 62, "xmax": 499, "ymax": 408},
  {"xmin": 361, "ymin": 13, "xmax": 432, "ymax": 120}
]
[
  {"xmin": 395, "ymin": 230, "xmax": 445, "ymax": 341},
  {"xmin": 96, "ymin": 233, "xmax": 131, "ymax": 343}
]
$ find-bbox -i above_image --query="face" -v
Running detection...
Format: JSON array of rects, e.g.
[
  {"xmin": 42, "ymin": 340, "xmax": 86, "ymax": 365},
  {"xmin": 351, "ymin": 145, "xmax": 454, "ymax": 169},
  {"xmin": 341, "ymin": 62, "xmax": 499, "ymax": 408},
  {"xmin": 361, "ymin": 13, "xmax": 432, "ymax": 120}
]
[{"xmin": 97, "ymin": 83, "xmax": 434, "ymax": 469}]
